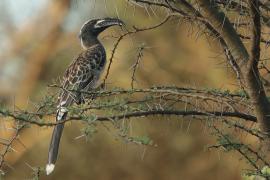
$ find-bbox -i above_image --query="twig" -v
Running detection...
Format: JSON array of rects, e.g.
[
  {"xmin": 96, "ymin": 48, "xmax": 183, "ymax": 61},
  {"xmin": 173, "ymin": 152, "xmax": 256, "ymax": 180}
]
[
  {"xmin": 0, "ymin": 123, "xmax": 25, "ymax": 170},
  {"xmin": 103, "ymin": 14, "xmax": 175, "ymax": 84},
  {"xmin": 0, "ymin": 108, "xmax": 257, "ymax": 127},
  {"xmin": 131, "ymin": 45, "xmax": 144, "ymax": 89}
]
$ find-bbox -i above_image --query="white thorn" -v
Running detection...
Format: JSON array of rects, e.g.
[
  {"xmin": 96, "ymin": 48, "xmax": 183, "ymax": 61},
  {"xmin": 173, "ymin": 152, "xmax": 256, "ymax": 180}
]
[{"xmin": 46, "ymin": 164, "xmax": 55, "ymax": 175}]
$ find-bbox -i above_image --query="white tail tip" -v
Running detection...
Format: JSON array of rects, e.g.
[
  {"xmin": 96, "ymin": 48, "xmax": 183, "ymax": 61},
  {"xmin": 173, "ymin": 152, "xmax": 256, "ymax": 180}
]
[{"xmin": 46, "ymin": 164, "xmax": 55, "ymax": 175}]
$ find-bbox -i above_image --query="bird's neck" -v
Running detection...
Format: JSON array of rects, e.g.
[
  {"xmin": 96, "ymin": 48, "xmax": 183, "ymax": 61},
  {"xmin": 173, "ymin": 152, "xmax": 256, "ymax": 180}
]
[{"xmin": 81, "ymin": 36, "xmax": 101, "ymax": 50}]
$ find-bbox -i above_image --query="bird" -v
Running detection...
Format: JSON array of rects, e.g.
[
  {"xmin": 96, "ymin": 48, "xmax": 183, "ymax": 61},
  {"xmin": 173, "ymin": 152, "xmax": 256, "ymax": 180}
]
[{"xmin": 46, "ymin": 17, "xmax": 124, "ymax": 175}]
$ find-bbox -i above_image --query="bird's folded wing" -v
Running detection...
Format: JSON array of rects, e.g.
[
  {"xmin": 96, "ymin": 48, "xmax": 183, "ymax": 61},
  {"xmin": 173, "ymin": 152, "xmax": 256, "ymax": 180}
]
[{"xmin": 58, "ymin": 47, "xmax": 105, "ymax": 107}]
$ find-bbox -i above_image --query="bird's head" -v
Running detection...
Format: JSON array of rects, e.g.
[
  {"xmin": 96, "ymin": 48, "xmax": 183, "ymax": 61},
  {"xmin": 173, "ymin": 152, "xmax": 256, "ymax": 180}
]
[{"xmin": 78, "ymin": 18, "xmax": 124, "ymax": 48}]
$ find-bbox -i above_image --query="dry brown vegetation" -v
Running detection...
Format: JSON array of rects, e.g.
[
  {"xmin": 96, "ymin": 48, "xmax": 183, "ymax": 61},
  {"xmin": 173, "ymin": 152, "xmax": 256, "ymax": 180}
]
[{"xmin": 1, "ymin": 0, "xmax": 270, "ymax": 179}]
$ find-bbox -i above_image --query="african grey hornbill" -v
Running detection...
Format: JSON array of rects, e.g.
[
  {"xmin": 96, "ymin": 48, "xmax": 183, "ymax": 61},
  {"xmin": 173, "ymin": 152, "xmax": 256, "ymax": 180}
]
[{"xmin": 46, "ymin": 18, "xmax": 124, "ymax": 175}]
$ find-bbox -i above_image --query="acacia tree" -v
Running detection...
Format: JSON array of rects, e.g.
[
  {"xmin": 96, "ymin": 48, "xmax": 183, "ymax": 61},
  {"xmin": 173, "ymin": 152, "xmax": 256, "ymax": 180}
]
[{"xmin": 1, "ymin": 0, "xmax": 270, "ymax": 178}]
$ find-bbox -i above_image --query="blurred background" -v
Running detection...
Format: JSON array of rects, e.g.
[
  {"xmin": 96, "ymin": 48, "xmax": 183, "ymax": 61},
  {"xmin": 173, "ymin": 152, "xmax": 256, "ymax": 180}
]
[{"xmin": 0, "ymin": 0, "xmax": 247, "ymax": 179}]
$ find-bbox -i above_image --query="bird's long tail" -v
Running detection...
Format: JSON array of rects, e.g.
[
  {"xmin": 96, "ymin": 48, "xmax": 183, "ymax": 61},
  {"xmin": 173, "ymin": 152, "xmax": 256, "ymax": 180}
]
[{"xmin": 46, "ymin": 108, "xmax": 67, "ymax": 175}]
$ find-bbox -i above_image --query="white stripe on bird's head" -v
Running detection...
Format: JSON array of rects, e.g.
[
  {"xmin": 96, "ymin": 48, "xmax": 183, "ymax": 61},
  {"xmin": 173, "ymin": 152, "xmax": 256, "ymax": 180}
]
[{"xmin": 94, "ymin": 20, "xmax": 105, "ymax": 28}]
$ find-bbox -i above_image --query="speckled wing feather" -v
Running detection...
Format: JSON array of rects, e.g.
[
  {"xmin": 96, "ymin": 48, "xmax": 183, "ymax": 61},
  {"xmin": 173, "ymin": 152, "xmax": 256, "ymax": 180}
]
[
  {"xmin": 47, "ymin": 44, "xmax": 106, "ymax": 169},
  {"xmin": 58, "ymin": 44, "xmax": 106, "ymax": 112}
]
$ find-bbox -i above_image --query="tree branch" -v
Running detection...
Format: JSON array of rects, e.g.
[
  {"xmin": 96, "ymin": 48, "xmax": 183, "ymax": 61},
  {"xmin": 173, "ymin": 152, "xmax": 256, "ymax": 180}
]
[
  {"xmin": 0, "ymin": 108, "xmax": 257, "ymax": 127},
  {"xmin": 0, "ymin": 124, "xmax": 25, "ymax": 170},
  {"xmin": 194, "ymin": 0, "xmax": 250, "ymax": 66},
  {"xmin": 244, "ymin": 0, "xmax": 270, "ymax": 133},
  {"xmin": 103, "ymin": 14, "xmax": 174, "ymax": 84}
]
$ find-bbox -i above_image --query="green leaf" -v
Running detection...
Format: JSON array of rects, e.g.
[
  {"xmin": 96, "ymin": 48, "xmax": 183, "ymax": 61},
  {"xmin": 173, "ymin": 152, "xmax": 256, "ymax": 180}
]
[
  {"xmin": 261, "ymin": 166, "xmax": 270, "ymax": 176},
  {"xmin": 81, "ymin": 125, "xmax": 97, "ymax": 141},
  {"xmin": 129, "ymin": 135, "xmax": 153, "ymax": 145}
]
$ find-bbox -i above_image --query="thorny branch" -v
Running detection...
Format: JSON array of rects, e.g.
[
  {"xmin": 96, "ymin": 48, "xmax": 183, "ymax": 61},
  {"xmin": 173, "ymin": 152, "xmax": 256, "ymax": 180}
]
[
  {"xmin": 243, "ymin": 0, "xmax": 270, "ymax": 134},
  {"xmin": 122, "ymin": 0, "xmax": 270, "ymax": 177},
  {"xmin": 131, "ymin": 0, "xmax": 245, "ymax": 87},
  {"xmin": 0, "ymin": 85, "xmax": 256, "ymax": 128},
  {"xmin": 2, "ymin": 0, "xmax": 270, "ymax": 177},
  {"xmin": 0, "ymin": 108, "xmax": 257, "ymax": 127},
  {"xmin": 209, "ymin": 126, "xmax": 264, "ymax": 170},
  {"xmin": 0, "ymin": 85, "xmax": 265, "ymax": 176},
  {"xmin": 0, "ymin": 123, "xmax": 26, "ymax": 172},
  {"xmin": 103, "ymin": 14, "xmax": 174, "ymax": 84},
  {"xmin": 131, "ymin": 45, "xmax": 144, "ymax": 89},
  {"xmin": 0, "ymin": 84, "xmax": 263, "ymax": 174}
]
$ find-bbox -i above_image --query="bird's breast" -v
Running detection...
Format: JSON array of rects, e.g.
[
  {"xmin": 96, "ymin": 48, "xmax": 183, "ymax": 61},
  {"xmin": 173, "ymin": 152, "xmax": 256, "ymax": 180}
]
[{"xmin": 87, "ymin": 47, "xmax": 106, "ymax": 71}]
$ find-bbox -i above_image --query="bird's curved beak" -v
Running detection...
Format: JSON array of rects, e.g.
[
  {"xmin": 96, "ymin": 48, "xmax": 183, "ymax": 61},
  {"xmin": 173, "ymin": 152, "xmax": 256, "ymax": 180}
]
[{"xmin": 94, "ymin": 18, "xmax": 124, "ymax": 29}]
